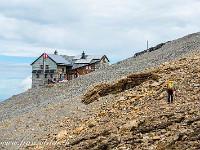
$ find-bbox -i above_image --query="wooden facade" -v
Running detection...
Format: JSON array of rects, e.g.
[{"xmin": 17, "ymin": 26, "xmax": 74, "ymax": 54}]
[{"xmin": 66, "ymin": 63, "xmax": 96, "ymax": 80}]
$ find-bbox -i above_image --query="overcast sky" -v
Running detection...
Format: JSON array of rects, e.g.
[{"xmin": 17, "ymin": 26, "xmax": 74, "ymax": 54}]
[{"xmin": 0, "ymin": 0, "xmax": 200, "ymax": 101}]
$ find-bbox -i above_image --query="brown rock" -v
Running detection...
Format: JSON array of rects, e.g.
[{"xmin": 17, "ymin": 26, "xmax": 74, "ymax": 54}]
[
  {"xmin": 152, "ymin": 136, "xmax": 161, "ymax": 140},
  {"xmin": 120, "ymin": 119, "xmax": 140, "ymax": 132},
  {"xmin": 56, "ymin": 130, "xmax": 67, "ymax": 139},
  {"xmin": 88, "ymin": 121, "xmax": 96, "ymax": 128},
  {"xmin": 60, "ymin": 122, "xmax": 64, "ymax": 127},
  {"xmin": 75, "ymin": 125, "xmax": 84, "ymax": 134},
  {"xmin": 39, "ymin": 122, "xmax": 44, "ymax": 127},
  {"xmin": 151, "ymin": 82, "xmax": 160, "ymax": 87}
]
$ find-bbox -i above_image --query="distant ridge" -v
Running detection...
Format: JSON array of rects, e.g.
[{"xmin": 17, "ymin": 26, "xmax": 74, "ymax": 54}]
[{"xmin": 134, "ymin": 42, "xmax": 167, "ymax": 57}]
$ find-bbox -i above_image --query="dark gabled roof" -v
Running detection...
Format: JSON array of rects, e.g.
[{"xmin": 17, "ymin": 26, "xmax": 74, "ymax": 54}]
[
  {"xmin": 71, "ymin": 55, "xmax": 109, "ymax": 69},
  {"xmin": 61, "ymin": 54, "xmax": 107, "ymax": 66},
  {"xmin": 61, "ymin": 55, "xmax": 75, "ymax": 64},
  {"xmin": 30, "ymin": 53, "xmax": 44, "ymax": 65},
  {"xmin": 73, "ymin": 55, "xmax": 104, "ymax": 64},
  {"xmin": 47, "ymin": 54, "xmax": 72, "ymax": 66},
  {"xmin": 31, "ymin": 53, "xmax": 72, "ymax": 66},
  {"xmin": 72, "ymin": 64, "xmax": 87, "ymax": 69},
  {"xmin": 82, "ymin": 55, "xmax": 109, "ymax": 63},
  {"xmin": 31, "ymin": 53, "xmax": 109, "ymax": 69},
  {"xmin": 90, "ymin": 59, "xmax": 100, "ymax": 64},
  {"xmin": 101, "ymin": 55, "xmax": 110, "ymax": 62}
]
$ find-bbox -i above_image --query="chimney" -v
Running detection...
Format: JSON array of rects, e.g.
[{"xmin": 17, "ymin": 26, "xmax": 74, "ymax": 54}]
[
  {"xmin": 54, "ymin": 50, "xmax": 58, "ymax": 55},
  {"xmin": 81, "ymin": 51, "xmax": 86, "ymax": 59}
]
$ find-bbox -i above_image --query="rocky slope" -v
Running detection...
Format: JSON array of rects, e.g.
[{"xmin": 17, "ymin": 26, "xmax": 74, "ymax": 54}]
[
  {"xmin": 1, "ymin": 48, "xmax": 198, "ymax": 150},
  {"xmin": 74, "ymin": 53, "xmax": 199, "ymax": 150},
  {"xmin": 1, "ymin": 32, "xmax": 200, "ymax": 122},
  {"xmin": 0, "ymin": 32, "xmax": 200, "ymax": 150},
  {"xmin": 38, "ymin": 52, "xmax": 200, "ymax": 149}
]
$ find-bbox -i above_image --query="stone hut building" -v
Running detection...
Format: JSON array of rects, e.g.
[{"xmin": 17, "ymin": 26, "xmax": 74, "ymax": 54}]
[{"xmin": 31, "ymin": 51, "xmax": 109, "ymax": 87}]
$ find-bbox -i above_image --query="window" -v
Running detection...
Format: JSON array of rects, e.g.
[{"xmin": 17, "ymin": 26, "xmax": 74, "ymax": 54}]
[
  {"xmin": 45, "ymin": 74, "xmax": 47, "ymax": 78},
  {"xmin": 83, "ymin": 66, "xmax": 86, "ymax": 71},
  {"xmin": 69, "ymin": 75, "xmax": 72, "ymax": 80},
  {"xmin": 36, "ymin": 74, "xmax": 40, "ymax": 78},
  {"xmin": 40, "ymin": 65, "xmax": 43, "ymax": 69},
  {"xmin": 50, "ymin": 74, "xmax": 53, "ymax": 78},
  {"xmin": 62, "ymin": 68, "xmax": 65, "ymax": 73},
  {"xmin": 46, "ymin": 65, "xmax": 49, "ymax": 69},
  {"xmin": 74, "ymin": 70, "xmax": 77, "ymax": 78},
  {"xmin": 91, "ymin": 65, "xmax": 95, "ymax": 70}
]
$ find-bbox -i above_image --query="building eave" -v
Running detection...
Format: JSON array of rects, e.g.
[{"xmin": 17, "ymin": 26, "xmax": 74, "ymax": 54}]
[{"xmin": 30, "ymin": 53, "xmax": 44, "ymax": 65}]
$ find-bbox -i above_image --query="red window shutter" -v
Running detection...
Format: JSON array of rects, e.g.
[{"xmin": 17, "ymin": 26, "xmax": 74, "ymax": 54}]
[{"xmin": 36, "ymin": 74, "xmax": 40, "ymax": 78}]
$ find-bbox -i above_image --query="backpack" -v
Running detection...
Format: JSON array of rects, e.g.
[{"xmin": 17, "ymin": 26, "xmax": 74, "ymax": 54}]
[{"xmin": 168, "ymin": 81, "xmax": 174, "ymax": 90}]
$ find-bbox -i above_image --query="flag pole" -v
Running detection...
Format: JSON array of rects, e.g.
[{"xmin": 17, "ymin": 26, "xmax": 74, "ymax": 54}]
[{"xmin": 43, "ymin": 52, "xmax": 45, "ymax": 84}]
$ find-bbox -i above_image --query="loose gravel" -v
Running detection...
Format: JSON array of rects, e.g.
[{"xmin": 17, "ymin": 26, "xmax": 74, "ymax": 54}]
[{"xmin": 0, "ymin": 32, "xmax": 200, "ymax": 122}]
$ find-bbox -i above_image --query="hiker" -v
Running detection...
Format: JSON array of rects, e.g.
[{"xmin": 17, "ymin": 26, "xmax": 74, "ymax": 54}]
[
  {"xmin": 53, "ymin": 77, "xmax": 56, "ymax": 83},
  {"xmin": 47, "ymin": 79, "xmax": 50, "ymax": 84},
  {"xmin": 167, "ymin": 81, "xmax": 176, "ymax": 104},
  {"xmin": 52, "ymin": 78, "xmax": 56, "ymax": 83}
]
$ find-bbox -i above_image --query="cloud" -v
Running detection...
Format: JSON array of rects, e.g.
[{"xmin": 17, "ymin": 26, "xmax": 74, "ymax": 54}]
[
  {"xmin": 0, "ymin": 0, "xmax": 200, "ymax": 60},
  {"xmin": 0, "ymin": 62, "xmax": 31, "ymax": 78},
  {"xmin": 1, "ymin": 0, "xmax": 200, "ymax": 101},
  {"xmin": 19, "ymin": 75, "xmax": 32, "ymax": 90},
  {"xmin": 0, "ymin": 62, "xmax": 31, "ymax": 100},
  {"xmin": 0, "ymin": 78, "xmax": 24, "ymax": 101}
]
